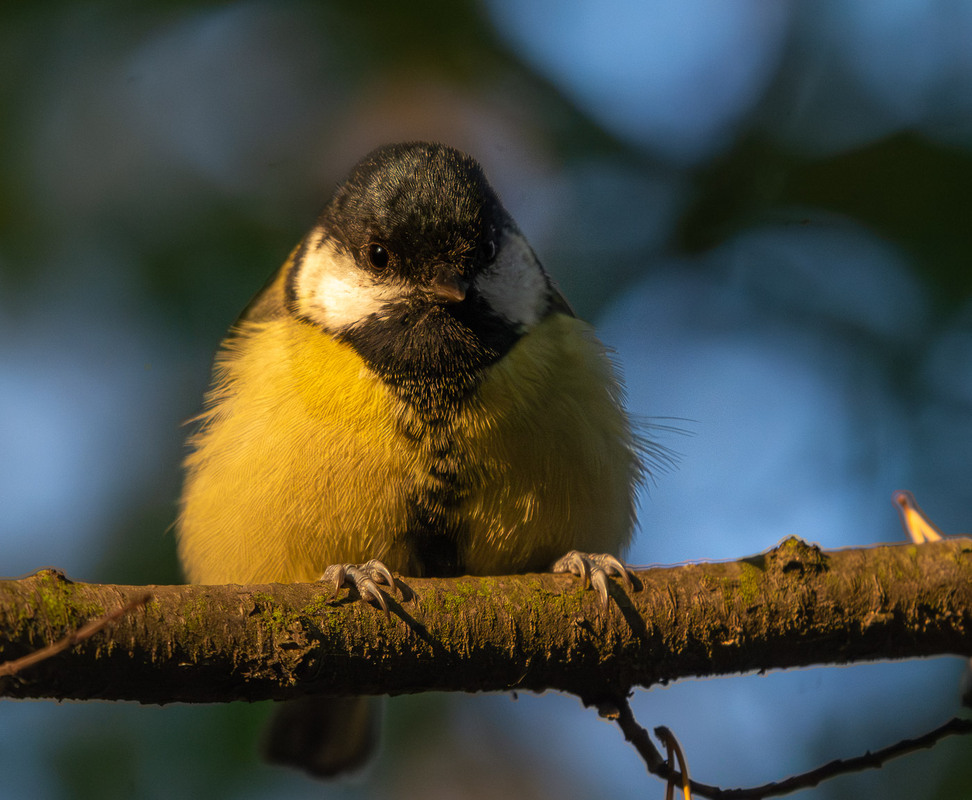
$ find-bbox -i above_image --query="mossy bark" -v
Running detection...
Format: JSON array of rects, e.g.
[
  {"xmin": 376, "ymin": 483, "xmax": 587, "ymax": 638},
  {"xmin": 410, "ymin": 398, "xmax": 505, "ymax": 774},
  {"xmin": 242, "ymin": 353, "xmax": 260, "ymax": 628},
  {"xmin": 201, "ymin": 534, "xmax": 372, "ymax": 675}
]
[{"xmin": 0, "ymin": 537, "xmax": 969, "ymax": 704}]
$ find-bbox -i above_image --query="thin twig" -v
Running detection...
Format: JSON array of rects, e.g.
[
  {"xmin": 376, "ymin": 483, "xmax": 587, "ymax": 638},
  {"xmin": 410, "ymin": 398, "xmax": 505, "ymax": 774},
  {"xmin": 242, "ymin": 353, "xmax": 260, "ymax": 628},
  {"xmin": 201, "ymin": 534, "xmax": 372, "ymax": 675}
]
[
  {"xmin": 0, "ymin": 593, "xmax": 152, "ymax": 678},
  {"xmin": 709, "ymin": 716, "xmax": 972, "ymax": 799},
  {"xmin": 612, "ymin": 696, "xmax": 972, "ymax": 799},
  {"xmin": 656, "ymin": 726, "xmax": 693, "ymax": 800},
  {"xmin": 610, "ymin": 695, "xmax": 665, "ymax": 770}
]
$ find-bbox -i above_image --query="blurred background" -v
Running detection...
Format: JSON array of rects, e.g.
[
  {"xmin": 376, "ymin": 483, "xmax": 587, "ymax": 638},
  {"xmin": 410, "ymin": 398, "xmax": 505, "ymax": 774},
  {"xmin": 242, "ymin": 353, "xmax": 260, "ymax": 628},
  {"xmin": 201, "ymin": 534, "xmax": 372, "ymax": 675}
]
[{"xmin": 1, "ymin": 0, "xmax": 970, "ymax": 797}]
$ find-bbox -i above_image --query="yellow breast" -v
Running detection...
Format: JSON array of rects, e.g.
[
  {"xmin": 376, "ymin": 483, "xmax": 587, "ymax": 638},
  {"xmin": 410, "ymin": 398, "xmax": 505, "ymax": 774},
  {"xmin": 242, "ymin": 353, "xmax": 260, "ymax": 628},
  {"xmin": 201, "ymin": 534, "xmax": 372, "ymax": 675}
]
[
  {"xmin": 454, "ymin": 313, "xmax": 637, "ymax": 573},
  {"xmin": 177, "ymin": 314, "xmax": 638, "ymax": 584}
]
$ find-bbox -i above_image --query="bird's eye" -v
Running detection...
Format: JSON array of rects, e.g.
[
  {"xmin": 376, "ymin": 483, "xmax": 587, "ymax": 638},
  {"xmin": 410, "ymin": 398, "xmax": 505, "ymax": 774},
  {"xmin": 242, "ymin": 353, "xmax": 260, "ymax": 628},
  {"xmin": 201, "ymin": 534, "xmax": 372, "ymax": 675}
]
[
  {"xmin": 482, "ymin": 238, "xmax": 497, "ymax": 262},
  {"xmin": 367, "ymin": 243, "xmax": 390, "ymax": 271}
]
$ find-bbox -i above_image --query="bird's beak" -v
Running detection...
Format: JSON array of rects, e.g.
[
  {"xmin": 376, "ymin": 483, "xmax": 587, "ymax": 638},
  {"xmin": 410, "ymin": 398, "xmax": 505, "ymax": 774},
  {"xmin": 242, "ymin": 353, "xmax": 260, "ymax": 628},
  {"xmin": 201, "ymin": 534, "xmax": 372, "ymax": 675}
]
[{"xmin": 430, "ymin": 265, "xmax": 468, "ymax": 304}]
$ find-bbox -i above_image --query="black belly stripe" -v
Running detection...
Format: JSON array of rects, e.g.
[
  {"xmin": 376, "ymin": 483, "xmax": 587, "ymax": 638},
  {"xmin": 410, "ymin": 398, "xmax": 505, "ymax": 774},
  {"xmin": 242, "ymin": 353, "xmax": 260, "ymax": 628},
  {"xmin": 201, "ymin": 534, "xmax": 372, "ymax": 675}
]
[
  {"xmin": 337, "ymin": 297, "xmax": 525, "ymax": 578},
  {"xmin": 400, "ymin": 424, "xmax": 469, "ymax": 577},
  {"xmin": 403, "ymin": 506, "xmax": 463, "ymax": 577}
]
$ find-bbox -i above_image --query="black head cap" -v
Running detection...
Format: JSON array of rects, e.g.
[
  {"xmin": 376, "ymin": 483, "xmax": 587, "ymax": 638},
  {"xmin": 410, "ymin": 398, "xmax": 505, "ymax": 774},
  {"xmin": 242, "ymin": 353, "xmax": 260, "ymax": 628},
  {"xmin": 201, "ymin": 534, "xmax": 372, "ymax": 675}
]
[{"xmin": 319, "ymin": 142, "xmax": 509, "ymax": 279}]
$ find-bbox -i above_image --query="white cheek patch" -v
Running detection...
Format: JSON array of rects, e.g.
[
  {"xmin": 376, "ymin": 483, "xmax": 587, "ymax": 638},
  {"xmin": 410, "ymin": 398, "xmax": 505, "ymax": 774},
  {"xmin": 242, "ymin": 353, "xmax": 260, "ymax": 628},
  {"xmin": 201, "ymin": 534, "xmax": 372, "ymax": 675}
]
[
  {"xmin": 294, "ymin": 238, "xmax": 405, "ymax": 332},
  {"xmin": 475, "ymin": 232, "xmax": 550, "ymax": 330}
]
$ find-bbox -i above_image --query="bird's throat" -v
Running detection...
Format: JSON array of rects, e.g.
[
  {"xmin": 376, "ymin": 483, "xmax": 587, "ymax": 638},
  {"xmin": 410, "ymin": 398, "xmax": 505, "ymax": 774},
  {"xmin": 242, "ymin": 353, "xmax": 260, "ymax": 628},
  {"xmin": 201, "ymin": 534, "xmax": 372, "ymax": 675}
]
[{"xmin": 339, "ymin": 301, "xmax": 518, "ymax": 421}]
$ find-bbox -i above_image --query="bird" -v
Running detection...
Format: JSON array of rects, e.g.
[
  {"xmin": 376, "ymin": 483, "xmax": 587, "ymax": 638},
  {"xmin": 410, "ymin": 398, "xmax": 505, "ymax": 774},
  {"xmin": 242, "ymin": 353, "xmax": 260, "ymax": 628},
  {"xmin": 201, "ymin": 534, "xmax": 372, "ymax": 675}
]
[{"xmin": 176, "ymin": 141, "xmax": 645, "ymax": 778}]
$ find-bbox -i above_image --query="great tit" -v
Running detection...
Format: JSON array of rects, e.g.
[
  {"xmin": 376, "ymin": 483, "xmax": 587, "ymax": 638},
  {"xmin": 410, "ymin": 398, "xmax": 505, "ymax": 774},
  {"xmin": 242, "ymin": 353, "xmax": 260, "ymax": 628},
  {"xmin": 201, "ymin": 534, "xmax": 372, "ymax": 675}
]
[{"xmin": 177, "ymin": 142, "xmax": 645, "ymax": 778}]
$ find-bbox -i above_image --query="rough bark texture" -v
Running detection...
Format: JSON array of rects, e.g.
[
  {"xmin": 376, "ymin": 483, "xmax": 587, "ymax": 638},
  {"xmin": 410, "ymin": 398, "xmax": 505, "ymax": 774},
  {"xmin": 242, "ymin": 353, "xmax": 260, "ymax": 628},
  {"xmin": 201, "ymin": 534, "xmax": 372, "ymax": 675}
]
[{"xmin": 0, "ymin": 537, "xmax": 969, "ymax": 705}]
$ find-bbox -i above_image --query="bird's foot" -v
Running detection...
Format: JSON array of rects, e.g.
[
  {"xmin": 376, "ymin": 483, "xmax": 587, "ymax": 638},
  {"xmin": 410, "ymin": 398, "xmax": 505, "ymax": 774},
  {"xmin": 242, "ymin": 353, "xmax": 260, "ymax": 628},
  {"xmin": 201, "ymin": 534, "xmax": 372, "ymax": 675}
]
[
  {"xmin": 320, "ymin": 559, "xmax": 397, "ymax": 619},
  {"xmin": 552, "ymin": 550, "xmax": 634, "ymax": 611}
]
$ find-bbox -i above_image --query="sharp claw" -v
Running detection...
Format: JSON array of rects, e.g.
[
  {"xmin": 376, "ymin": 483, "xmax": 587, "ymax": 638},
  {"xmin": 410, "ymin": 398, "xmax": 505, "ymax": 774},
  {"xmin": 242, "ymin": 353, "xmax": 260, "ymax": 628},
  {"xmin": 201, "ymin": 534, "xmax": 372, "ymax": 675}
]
[
  {"xmin": 321, "ymin": 563, "xmax": 346, "ymax": 597},
  {"xmin": 591, "ymin": 568, "xmax": 610, "ymax": 612},
  {"xmin": 364, "ymin": 559, "xmax": 397, "ymax": 593},
  {"xmin": 601, "ymin": 554, "xmax": 635, "ymax": 591},
  {"xmin": 552, "ymin": 551, "xmax": 634, "ymax": 610},
  {"xmin": 356, "ymin": 575, "xmax": 391, "ymax": 620},
  {"xmin": 318, "ymin": 560, "xmax": 396, "ymax": 619},
  {"xmin": 576, "ymin": 553, "xmax": 593, "ymax": 585},
  {"xmin": 553, "ymin": 550, "xmax": 592, "ymax": 584},
  {"xmin": 565, "ymin": 552, "xmax": 586, "ymax": 585}
]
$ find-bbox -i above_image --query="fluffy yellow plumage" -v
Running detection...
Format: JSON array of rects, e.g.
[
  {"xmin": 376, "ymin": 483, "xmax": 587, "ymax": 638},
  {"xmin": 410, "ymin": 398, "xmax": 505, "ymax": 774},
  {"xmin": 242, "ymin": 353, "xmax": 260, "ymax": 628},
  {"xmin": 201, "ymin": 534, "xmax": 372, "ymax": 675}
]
[
  {"xmin": 176, "ymin": 142, "xmax": 644, "ymax": 778},
  {"xmin": 179, "ymin": 310, "xmax": 636, "ymax": 584}
]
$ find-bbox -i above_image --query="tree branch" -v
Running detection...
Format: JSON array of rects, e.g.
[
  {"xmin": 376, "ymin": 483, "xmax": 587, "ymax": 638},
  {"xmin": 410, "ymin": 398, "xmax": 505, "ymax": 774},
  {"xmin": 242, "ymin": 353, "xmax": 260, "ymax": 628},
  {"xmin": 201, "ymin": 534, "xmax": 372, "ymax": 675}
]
[
  {"xmin": 0, "ymin": 592, "xmax": 151, "ymax": 677},
  {"xmin": 610, "ymin": 694, "xmax": 972, "ymax": 799},
  {"xmin": 0, "ymin": 537, "xmax": 970, "ymax": 704}
]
